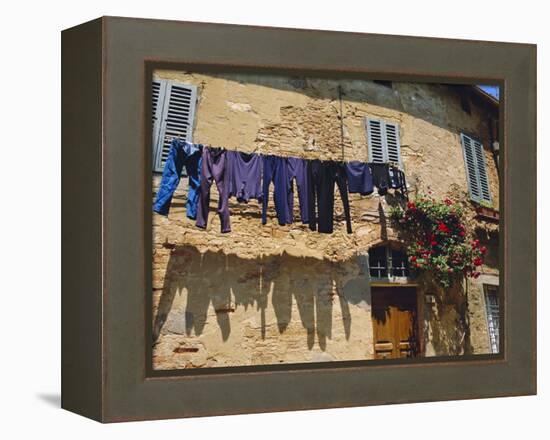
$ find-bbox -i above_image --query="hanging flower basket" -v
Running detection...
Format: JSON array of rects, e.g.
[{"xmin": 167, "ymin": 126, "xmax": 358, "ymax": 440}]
[{"xmin": 389, "ymin": 196, "xmax": 486, "ymax": 288}]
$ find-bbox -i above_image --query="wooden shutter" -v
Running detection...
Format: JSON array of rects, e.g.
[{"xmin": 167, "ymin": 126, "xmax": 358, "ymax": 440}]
[
  {"xmin": 152, "ymin": 80, "xmax": 168, "ymax": 170},
  {"xmin": 474, "ymin": 138, "xmax": 491, "ymax": 202},
  {"xmin": 366, "ymin": 118, "xmax": 402, "ymax": 165},
  {"xmin": 152, "ymin": 80, "xmax": 163, "ymax": 124},
  {"xmin": 461, "ymin": 133, "xmax": 491, "ymax": 203},
  {"xmin": 384, "ymin": 122, "xmax": 401, "ymax": 165},
  {"xmin": 366, "ymin": 118, "xmax": 385, "ymax": 163},
  {"xmin": 153, "ymin": 80, "xmax": 198, "ymax": 172}
]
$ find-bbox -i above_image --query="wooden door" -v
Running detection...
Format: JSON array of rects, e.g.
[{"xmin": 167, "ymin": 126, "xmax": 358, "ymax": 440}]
[{"xmin": 372, "ymin": 287, "xmax": 418, "ymax": 359}]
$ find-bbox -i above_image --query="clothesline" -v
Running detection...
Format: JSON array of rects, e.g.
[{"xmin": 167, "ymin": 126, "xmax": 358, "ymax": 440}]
[
  {"xmin": 172, "ymin": 144, "xmax": 371, "ymax": 163},
  {"xmin": 153, "ymin": 139, "xmax": 407, "ymax": 234},
  {"xmin": 171, "ymin": 134, "xmax": 403, "ymax": 164}
]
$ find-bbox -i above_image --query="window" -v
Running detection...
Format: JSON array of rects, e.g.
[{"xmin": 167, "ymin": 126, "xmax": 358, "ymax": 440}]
[
  {"xmin": 152, "ymin": 79, "xmax": 198, "ymax": 172},
  {"xmin": 460, "ymin": 133, "xmax": 491, "ymax": 203},
  {"xmin": 368, "ymin": 244, "xmax": 411, "ymax": 279},
  {"xmin": 390, "ymin": 248, "xmax": 409, "ymax": 277},
  {"xmin": 369, "ymin": 246, "xmax": 388, "ymax": 278},
  {"xmin": 484, "ymin": 285, "xmax": 500, "ymax": 354},
  {"xmin": 373, "ymin": 80, "xmax": 393, "ymax": 89},
  {"xmin": 365, "ymin": 118, "xmax": 402, "ymax": 166}
]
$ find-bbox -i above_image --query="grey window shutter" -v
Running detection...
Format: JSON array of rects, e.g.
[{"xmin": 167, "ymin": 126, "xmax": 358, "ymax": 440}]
[
  {"xmin": 473, "ymin": 138, "xmax": 491, "ymax": 202},
  {"xmin": 461, "ymin": 134, "xmax": 481, "ymax": 201},
  {"xmin": 461, "ymin": 133, "xmax": 491, "ymax": 203},
  {"xmin": 384, "ymin": 122, "xmax": 401, "ymax": 165},
  {"xmin": 152, "ymin": 80, "xmax": 168, "ymax": 171},
  {"xmin": 153, "ymin": 80, "xmax": 198, "ymax": 172},
  {"xmin": 152, "ymin": 80, "xmax": 163, "ymax": 125},
  {"xmin": 366, "ymin": 118, "xmax": 385, "ymax": 163},
  {"xmin": 366, "ymin": 118, "xmax": 402, "ymax": 166}
]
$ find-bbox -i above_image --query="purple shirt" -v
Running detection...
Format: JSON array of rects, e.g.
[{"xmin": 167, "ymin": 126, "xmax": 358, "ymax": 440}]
[{"xmin": 227, "ymin": 151, "xmax": 263, "ymax": 203}]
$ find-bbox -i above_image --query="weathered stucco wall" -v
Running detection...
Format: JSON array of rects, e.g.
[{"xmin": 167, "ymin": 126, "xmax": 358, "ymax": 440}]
[
  {"xmin": 153, "ymin": 249, "xmax": 373, "ymax": 368},
  {"xmin": 152, "ymin": 70, "xmax": 500, "ymax": 369}
]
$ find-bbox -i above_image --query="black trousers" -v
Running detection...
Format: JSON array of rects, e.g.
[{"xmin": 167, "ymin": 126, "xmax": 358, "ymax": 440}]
[{"xmin": 307, "ymin": 160, "xmax": 352, "ymax": 234}]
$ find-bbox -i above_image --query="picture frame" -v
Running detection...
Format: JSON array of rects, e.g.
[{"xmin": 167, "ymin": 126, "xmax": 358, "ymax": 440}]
[{"xmin": 61, "ymin": 16, "xmax": 536, "ymax": 422}]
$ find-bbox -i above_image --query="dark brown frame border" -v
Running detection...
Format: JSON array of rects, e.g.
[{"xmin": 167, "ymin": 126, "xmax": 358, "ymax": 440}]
[{"xmin": 61, "ymin": 16, "xmax": 536, "ymax": 422}]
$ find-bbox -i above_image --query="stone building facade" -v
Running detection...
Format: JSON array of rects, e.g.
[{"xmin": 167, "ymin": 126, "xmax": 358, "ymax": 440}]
[{"xmin": 151, "ymin": 69, "xmax": 500, "ymax": 370}]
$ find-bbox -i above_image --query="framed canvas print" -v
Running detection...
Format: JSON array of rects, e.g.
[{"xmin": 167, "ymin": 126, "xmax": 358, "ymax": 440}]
[{"xmin": 61, "ymin": 16, "xmax": 536, "ymax": 422}]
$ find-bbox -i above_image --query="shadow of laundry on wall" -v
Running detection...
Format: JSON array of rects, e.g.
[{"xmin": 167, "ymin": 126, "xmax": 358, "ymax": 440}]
[{"xmin": 152, "ymin": 245, "xmax": 371, "ymax": 350}]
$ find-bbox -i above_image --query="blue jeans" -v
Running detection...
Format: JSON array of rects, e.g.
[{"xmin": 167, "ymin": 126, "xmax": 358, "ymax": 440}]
[
  {"xmin": 153, "ymin": 140, "xmax": 202, "ymax": 219},
  {"xmin": 261, "ymin": 155, "xmax": 291, "ymax": 225}
]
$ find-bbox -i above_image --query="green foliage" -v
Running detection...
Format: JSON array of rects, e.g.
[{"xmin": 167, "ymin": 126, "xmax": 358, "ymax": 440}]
[
  {"xmin": 390, "ymin": 195, "xmax": 486, "ymax": 288},
  {"xmin": 477, "ymin": 199, "xmax": 494, "ymax": 209}
]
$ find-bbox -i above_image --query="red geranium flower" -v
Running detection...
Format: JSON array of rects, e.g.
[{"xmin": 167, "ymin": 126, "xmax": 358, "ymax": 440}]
[
  {"xmin": 437, "ymin": 222, "xmax": 450, "ymax": 234},
  {"xmin": 444, "ymin": 198, "xmax": 453, "ymax": 206},
  {"xmin": 473, "ymin": 257, "xmax": 483, "ymax": 266}
]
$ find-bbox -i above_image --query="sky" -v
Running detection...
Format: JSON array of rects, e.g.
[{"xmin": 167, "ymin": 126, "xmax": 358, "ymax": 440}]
[{"xmin": 477, "ymin": 85, "xmax": 500, "ymax": 100}]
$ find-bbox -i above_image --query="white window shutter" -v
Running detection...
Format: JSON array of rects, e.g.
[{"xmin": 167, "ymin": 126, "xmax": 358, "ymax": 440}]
[
  {"xmin": 153, "ymin": 80, "xmax": 198, "ymax": 172},
  {"xmin": 461, "ymin": 133, "xmax": 491, "ymax": 203},
  {"xmin": 366, "ymin": 118, "xmax": 402, "ymax": 166},
  {"xmin": 473, "ymin": 138, "xmax": 492, "ymax": 202},
  {"xmin": 366, "ymin": 118, "xmax": 386, "ymax": 163},
  {"xmin": 384, "ymin": 122, "xmax": 401, "ymax": 165},
  {"xmin": 461, "ymin": 134, "xmax": 481, "ymax": 201},
  {"xmin": 152, "ymin": 80, "xmax": 168, "ymax": 170},
  {"xmin": 152, "ymin": 80, "xmax": 164, "ymax": 125}
]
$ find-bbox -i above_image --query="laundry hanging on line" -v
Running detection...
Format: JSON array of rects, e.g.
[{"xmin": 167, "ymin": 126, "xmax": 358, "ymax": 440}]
[
  {"xmin": 308, "ymin": 159, "xmax": 352, "ymax": 234},
  {"xmin": 195, "ymin": 146, "xmax": 231, "ymax": 233},
  {"xmin": 227, "ymin": 150, "xmax": 263, "ymax": 203},
  {"xmin": 345, "ymin": 161, "xmax": 374, "ymax": 196},
  {"xmin": 258, "ymin": 154, "xmax": 310, "ymax": 226},
  {"xmin": 153, "ymin": 139, "xmax": 202, "ymax": 219},
  {"xmin": 153, "ymin": 140, "xmax": 407, "ymax": 233}
]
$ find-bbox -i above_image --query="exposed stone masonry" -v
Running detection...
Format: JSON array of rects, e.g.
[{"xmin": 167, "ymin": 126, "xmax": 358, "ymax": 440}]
[{"xmin": 152, "ymin": 70, "xmax": 500, "ymax": 369}]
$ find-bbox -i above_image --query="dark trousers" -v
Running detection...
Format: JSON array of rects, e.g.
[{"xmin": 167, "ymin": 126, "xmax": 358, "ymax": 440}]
[{"xmin": 307, "ymin": 160, "xmax": 352, "ymax": 234}]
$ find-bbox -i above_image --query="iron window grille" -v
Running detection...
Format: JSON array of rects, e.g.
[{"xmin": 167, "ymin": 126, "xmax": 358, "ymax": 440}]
[
  {"xmin": 484, "ymin": 285, "xmax": 500, "ymax": 354},
  {"xmin": 368, "ymin": 245, "xmax": 413, "ymax": 280}
]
